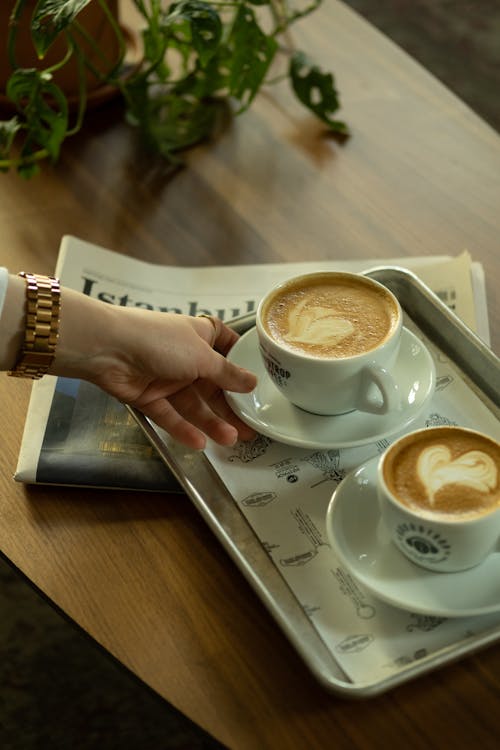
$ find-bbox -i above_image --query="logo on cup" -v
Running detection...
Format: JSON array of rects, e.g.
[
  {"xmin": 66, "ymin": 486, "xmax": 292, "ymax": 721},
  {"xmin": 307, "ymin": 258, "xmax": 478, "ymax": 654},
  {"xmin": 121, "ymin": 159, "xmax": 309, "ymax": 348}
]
[
  {"xmin": 395, "ymin": 521, "xmax": 451, "ymax": 565},
  {"xmin": 260, "ymin": 347, "xmax": 291, "ymax": 388}
]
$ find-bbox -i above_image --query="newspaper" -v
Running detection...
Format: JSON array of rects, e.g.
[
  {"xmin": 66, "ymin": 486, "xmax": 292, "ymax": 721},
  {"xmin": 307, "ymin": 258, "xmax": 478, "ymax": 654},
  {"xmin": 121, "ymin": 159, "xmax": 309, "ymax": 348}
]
[{"xmin": 15, "ymin": 235, "xmax": 488, "ymax": 490}]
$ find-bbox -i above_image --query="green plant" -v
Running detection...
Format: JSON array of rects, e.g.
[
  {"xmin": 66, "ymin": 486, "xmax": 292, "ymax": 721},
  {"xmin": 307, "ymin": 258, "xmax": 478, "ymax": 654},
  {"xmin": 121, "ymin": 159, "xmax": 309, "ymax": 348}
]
[{"xmin": 0, "ymin": 0, "xmax": 348, "ymax": 177}]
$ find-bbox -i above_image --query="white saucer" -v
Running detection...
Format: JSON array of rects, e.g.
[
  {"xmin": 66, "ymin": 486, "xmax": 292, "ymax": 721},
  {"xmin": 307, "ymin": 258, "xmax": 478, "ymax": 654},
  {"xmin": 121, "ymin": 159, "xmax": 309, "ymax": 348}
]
[
  {"xmin": 326, "ymin": 457, "xmax": 500, "ymax": 617},
  {"xmin": 225, "ymin": 327, "xmax": 435, "ymax": 449}
]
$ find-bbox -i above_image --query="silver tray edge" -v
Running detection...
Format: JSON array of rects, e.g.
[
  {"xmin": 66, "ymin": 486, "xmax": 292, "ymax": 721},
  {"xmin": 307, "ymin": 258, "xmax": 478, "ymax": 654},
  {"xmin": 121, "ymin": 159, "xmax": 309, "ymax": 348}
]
[{"xmin": 128, "ymin": 265, "xmax": 500, "ymax": 697}]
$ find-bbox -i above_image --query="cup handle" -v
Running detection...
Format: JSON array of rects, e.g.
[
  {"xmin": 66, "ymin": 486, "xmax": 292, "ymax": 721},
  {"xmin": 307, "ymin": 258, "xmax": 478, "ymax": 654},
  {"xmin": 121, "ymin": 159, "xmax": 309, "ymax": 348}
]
[{"xmin": 356, "ymin": 365, "xmax": 401, "ymax": 415}]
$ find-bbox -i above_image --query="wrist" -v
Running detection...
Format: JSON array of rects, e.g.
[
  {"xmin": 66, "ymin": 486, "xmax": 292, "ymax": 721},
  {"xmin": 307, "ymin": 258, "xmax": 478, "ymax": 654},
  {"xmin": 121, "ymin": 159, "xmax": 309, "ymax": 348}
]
[
  {"xmin": 8, "ymin": 273, "xmax": 61, "ymax": 379},
  {"xmin": 49, "ymin": 288, "xmax": 121, "ymax": 380}
]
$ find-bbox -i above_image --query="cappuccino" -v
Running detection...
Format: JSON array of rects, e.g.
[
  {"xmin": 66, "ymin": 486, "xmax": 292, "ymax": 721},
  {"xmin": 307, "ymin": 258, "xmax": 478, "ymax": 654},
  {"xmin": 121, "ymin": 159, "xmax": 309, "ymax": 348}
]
[
  {"xmin": 383, "ymin": 427, "xmax": 500, "ymax": 522},
  {"xmin": 256, "ymin": 271, "xmax": 404, "ymax": 416},
  {"xmin": 261, "ymin": 273, "xmax": 399, "ymax": 358}
]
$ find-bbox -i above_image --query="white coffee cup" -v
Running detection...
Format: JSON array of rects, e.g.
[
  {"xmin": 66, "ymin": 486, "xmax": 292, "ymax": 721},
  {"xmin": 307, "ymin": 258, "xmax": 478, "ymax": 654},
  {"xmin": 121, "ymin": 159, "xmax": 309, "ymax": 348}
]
[
  {"xmin": 255, "ymin": 271, "xmax": 403, "ymax": 416},
  {"xmin": 377, "ymin": 426, "xmax": 500, "ymax": 573}
]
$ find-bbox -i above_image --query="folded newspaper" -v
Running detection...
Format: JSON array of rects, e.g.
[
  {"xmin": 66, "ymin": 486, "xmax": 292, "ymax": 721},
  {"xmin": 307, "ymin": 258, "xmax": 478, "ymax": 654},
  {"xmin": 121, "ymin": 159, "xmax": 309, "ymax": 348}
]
[{"xmin": 14, "ymin": 235, "xmax": 489, "ymax": 490}]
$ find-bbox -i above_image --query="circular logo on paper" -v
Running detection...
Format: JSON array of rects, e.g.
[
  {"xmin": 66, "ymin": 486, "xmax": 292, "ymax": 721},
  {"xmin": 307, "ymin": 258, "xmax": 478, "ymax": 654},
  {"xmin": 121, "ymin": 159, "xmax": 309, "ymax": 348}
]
[{"xmin": 396, "ymin": 522, "xmax": 451, "ymax": 565}]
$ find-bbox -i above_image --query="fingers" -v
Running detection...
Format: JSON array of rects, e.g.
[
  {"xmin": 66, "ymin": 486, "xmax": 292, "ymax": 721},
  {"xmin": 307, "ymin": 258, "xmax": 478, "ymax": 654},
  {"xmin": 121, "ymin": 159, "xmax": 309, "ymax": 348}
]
[
  {"xmin": 199, "ymin": 348, "xmax": 257, "ymax": 394},
  {"xmin": 192, "ymin": 316, "xmax": 257, "ymax": 392},
  {"xmin": 193, "ymin": 315, "xmax": 240, "ymax": 356},
  {"xmin": 138, "ymin": 385, "xmax": 254, "ymax": 451},
  {"xmin": 169, "ymin": 384, "xmax": 254, "ymax": 446},
  {"xmin": 195, "ymin": 314, "xmax": 220, "ymax": 347},
  {"xmin": 203, "ymin": 387, "xmax": 257, "ymax": 442},
  {"xmin": 212, "ymin": 320, "xmax": 240, "ymax": 356},
  {"xmin": 138, "ymin": 396, "xmax": 209, "ymax": 450},
  {"xmin": 125, "ymin": 315, "xmax": 258, "ymax": 449}
]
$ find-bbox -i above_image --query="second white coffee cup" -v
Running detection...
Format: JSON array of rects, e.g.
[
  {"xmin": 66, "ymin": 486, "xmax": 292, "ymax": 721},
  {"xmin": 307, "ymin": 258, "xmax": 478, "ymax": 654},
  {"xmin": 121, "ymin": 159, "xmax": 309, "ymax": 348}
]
[
  {"xmin": 377, "ymin": 426, "xmax": 500, "ymax": 573},
  {"xmin": 255, "ymin": 271, "xmax": 403, "ymax": 416}
]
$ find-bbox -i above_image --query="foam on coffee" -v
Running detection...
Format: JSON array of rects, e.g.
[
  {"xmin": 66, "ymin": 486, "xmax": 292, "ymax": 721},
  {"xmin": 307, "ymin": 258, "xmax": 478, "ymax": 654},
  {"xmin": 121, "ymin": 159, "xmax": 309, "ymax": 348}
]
[
  {"xmin": 383, "ymin": 427, "xmax": 500, "ymax": 521},
  {"xmin": 262, "ymin": 273, "xmax": 399, "ymax": 358}
]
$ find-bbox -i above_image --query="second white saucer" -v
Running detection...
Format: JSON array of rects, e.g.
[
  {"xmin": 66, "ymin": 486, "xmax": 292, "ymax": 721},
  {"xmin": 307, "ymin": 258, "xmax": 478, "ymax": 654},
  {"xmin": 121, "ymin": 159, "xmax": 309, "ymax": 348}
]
[
  {"xmin": 326, "ymin": 457, "xmax": 500, "ymax": 617},
  {"xmin": 225, "ymin": 326, "xmax": 435, "ymax": 449}
]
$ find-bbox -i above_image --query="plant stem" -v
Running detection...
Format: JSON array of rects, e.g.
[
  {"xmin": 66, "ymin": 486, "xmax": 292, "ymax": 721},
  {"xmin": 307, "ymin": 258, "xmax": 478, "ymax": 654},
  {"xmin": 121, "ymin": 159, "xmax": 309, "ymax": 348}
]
[
  {"xmin": 66, "ymin": 42, "xmax": 87, "ymax": 137},
  {"xmin": 7, "ymin": 0, "xmax": 29, "ymax": 70},
  {"xmin": 0, "ymin": 148, "xmax": 49, "ymax": 170},
  {"xmin": 270, "ymin": 0, "xmax": 322, "ymax": 36}
]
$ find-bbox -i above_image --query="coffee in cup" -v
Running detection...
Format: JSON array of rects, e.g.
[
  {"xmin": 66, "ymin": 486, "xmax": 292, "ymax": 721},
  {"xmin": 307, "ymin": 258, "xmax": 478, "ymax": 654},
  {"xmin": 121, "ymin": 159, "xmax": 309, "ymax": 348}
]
[
  {"xmin": 378, "ymin": 426, "xmax": 500, "ymax": 572},
  {"xmin": 256, "ymin": 271, "xmax": 403, "ymax": 416},
  {"xmin": 261, "ymin": 272, "xmax": 399, "ymax": 359}
]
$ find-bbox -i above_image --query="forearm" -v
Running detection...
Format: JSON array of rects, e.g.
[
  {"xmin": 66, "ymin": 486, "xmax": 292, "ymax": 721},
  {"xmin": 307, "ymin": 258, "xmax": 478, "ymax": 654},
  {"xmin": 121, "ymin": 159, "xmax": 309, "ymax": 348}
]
[
  {"xmin": 1, "ymin": 270, "xmax": 256, "ymax": 448},
  {"xmin": 48, "ymin": 286, "xmax": 124, "ymax": 381},
  {"xmin": 0, "ymin": 273, "xmax": 121, "ymax": 380}
]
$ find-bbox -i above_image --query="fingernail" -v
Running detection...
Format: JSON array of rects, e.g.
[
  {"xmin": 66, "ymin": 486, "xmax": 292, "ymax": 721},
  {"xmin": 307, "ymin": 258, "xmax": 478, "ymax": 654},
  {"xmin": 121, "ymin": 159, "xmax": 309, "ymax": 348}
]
[{"xmin": 225, "ymin": 428, "xmax": 239, "ymax": 447}]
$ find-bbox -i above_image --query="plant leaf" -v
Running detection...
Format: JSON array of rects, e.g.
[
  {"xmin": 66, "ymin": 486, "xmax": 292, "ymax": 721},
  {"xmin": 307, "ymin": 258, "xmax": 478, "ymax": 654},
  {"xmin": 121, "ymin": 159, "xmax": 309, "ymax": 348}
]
[
  {"xmin": 0, "ymin": 117, "xmax": 23, "ymax": 173},
  {"xmin": 6, "ymin": 69, "xmax": 69, "ymax": 161},
  {"xmin": 127, "ymin": 89, "xmax": 220, "ymax": 156},
  {"xmin": 226, "ymin": 4, "xmax": 278, "ymax": 110},
  {"xmin": 167, "ymin": 1, "xmax": 222, "ymax": 68},
  {"xmin": 31, "ymin": 0, "xmax": 93, "ymax": 57},
  {"xmin": 290, "ymin": 51, "xmax": 348, "ymax": 133},
  {"xmin": 0, "ymin": 117, "xmax": 22, "ymax": 158},
  {"xmin": 140, "ymin": 25, "xmax": 171, "ymax": 81}
]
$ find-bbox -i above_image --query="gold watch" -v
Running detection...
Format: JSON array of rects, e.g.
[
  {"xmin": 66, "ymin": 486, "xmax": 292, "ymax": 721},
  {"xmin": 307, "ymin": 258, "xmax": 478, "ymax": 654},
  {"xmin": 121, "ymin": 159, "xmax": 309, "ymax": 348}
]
[{"xmin": 8, "ymin": 272, "xmax": 61, "ymax": 379}]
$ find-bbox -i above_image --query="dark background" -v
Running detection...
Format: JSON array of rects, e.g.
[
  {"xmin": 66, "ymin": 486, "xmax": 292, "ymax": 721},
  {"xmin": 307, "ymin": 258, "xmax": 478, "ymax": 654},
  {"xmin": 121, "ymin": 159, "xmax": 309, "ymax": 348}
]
[{"xmin": 344, "ymin": 0, "xmax": 500, "ymax": 133}]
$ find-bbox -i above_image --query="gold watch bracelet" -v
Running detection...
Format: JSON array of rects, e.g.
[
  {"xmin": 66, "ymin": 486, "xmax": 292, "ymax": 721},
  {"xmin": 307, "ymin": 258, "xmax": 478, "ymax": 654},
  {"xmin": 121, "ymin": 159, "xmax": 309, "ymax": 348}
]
[{"xmin": 8, "ymin": 272, "xmax": 61, "ymax": 379}]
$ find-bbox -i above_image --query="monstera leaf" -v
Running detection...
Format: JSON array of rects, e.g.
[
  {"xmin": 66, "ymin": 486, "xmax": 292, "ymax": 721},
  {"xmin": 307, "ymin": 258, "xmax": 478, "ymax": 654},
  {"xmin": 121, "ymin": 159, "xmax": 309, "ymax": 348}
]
[
  {"xmin": 30, "ymin": 0, "xmax": 93, "ymax": 57},
  {"xmin": 290, "ymin": 51, "xmax": 348, "ymax": 133}
]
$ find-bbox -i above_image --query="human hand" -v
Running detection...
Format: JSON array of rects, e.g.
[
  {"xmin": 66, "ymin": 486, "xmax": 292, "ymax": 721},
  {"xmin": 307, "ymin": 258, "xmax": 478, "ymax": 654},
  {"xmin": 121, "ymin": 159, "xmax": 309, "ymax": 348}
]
[{"xmin": 52, "ymin": 290, "xmax": 258, "ymax": 450}]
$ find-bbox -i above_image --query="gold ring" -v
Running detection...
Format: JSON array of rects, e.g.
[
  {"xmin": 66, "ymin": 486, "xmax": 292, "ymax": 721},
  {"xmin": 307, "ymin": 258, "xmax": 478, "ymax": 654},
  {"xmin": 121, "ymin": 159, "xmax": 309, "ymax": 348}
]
[{"xmin": 197, "ymin": 313, "xmax": 219, "ymax": 346}]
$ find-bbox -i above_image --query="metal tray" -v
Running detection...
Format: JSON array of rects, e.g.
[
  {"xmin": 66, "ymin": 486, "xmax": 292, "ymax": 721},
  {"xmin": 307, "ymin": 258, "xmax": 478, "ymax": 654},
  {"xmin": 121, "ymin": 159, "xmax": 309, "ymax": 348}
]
[{"xmin": 129, "ymin": 267, "xmax": 500, "ymax": 697}]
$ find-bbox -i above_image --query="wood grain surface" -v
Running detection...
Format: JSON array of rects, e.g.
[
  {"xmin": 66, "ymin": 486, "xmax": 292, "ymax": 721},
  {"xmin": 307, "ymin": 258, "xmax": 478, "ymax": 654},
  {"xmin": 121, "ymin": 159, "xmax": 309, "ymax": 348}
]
[{"xmin": 1, "ymin": 2, "xmax": 499, "ymax": 748}]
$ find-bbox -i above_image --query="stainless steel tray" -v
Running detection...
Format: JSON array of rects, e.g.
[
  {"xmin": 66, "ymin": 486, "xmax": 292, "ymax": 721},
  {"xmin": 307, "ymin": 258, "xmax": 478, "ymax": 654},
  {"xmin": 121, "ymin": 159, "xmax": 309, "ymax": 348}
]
[{"xmin": 129, "ymin": 267, "xmax": 500, "ymax": 698}]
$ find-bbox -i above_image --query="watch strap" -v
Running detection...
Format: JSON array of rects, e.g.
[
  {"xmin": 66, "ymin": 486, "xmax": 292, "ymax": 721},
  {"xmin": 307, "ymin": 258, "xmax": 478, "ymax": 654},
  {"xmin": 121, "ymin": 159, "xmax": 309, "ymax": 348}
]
[{"xmin": 8, "ymin": 272, "xmax": 61, "ymax": 379}]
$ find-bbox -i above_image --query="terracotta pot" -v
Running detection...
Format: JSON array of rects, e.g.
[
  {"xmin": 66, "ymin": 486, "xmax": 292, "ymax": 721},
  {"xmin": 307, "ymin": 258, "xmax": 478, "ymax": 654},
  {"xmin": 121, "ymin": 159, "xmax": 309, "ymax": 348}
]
[{"xmin": 0, "ymin": 0, "xmax": 122, "ymax": 100}]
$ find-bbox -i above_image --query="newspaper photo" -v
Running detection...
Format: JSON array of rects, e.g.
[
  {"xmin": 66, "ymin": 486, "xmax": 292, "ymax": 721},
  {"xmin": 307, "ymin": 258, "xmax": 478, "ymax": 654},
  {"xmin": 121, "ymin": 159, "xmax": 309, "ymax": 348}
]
[{"xmin": 14, "ymin": 235, "xmax": 488, "ymax": 490}]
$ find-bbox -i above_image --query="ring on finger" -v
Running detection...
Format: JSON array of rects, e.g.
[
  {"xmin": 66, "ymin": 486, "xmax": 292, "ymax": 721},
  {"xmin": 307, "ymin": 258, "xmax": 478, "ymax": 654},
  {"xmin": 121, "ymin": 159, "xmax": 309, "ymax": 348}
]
[{"xmin": 197, "ymin": 313, "xmax": 219, "ymax": 346}]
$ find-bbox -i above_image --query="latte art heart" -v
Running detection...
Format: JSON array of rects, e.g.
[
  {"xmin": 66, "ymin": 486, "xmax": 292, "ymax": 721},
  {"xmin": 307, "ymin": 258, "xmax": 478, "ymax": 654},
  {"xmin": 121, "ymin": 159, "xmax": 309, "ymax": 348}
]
[
  {"xmin": 417, "ymin": 444, "xmax": 498, "ymax": 505},
  {"xmin": 284, "ymin": 300, "xmax": 354, "ymax": 346},
  {"xmin": 262, "ymin": 275, "xmax": 398, "ymax": 358}
]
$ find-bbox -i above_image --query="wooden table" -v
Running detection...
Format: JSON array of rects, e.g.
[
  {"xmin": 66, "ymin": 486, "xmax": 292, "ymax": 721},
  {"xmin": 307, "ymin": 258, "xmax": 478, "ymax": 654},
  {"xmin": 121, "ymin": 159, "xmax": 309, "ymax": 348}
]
[{"xmin": 1, "ymin": 2, "xmax": 500, "ymax": 748}]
